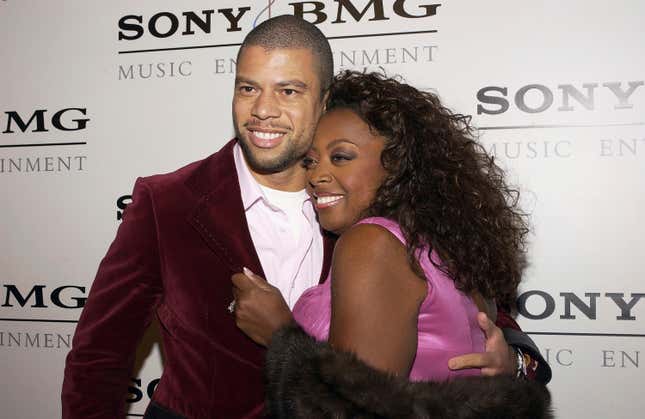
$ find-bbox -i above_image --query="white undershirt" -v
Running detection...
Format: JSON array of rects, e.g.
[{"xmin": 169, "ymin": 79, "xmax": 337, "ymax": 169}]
[{"xmin": 258, "ymin": 184, "xmax": 307, "ymax": 241}]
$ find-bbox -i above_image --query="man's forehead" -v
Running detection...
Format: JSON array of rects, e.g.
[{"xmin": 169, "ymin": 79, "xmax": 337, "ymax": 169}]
[{"xmin": 235, "ymin": 46, "xmax": 321, "ymax": 83}]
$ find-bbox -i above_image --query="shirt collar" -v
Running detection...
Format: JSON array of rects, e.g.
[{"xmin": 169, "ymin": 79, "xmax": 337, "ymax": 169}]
[
  {"xmin": 233, "ymin": 141, "xmax": 312, "ymax": 212},
  {"xmin": 233, "ymin": 142, "xmax": 265, "ymax": 211}
]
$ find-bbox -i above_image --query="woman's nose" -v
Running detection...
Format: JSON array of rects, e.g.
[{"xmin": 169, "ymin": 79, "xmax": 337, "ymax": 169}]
[{"xmin": 308, "ymin": 165, "xmax": 332, "ymax": 186}]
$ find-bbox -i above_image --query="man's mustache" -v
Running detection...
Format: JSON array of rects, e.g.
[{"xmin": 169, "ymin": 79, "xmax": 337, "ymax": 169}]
[{"xmin": 244, "ymin": 119, "xmax": 290, "ymax": 131}]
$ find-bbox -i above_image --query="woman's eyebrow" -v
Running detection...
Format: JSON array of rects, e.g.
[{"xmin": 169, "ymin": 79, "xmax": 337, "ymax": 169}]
[{"xmin": 326, "ymin": 138, "xmax": 357, "ymax": 149}]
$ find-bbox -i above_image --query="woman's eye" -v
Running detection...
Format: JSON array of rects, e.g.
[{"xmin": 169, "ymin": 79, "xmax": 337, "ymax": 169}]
[{"xmin": 331, "ymin": 154, "xmax": 351, "ymax": 163}]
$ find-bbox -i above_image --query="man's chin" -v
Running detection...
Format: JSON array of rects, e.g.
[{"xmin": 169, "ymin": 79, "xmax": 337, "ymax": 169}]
[
  {"xmin": 242, "ymin": 148, "xmax": 294, "ymax": 174},
  {"xmin": 238, "ymin": 136, "xmax": 305, "ymax": 173}
]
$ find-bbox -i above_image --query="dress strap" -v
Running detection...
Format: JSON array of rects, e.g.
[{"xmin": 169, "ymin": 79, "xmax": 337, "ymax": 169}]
[{"xmin": 354, "ymin": 217, "xmax": 406, "ymax": 245}]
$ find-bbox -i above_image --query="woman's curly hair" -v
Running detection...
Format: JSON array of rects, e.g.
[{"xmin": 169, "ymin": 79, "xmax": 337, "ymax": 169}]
[{"xmin": 326, "ymin": 70, "xmax": 529, "ymax": 307}]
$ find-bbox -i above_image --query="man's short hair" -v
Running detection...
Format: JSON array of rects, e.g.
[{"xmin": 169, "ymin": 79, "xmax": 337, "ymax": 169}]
[{"xmin": 238, "ymin": 15, "xmax": 333, "ymax": 94}]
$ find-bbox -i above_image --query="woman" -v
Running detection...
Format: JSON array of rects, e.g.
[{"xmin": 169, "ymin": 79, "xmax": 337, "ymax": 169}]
[{"xmin": 234, "ymin": 71, "xmax": 551, "ymax": 418}]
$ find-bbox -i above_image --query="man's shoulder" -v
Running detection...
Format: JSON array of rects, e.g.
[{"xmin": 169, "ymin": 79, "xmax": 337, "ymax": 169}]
[
  {"xmin": 139, "ymin": 139, "xmax": 237, "ymax": 194},
  {"xmin": 142, "ymin": 156, "xmax": 206, "ymax": 186}
]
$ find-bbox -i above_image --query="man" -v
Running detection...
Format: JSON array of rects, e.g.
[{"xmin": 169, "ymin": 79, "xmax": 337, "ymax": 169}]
[{"xmin": 62, "ymin": 15, "xmax": 549, "ymax": 419}]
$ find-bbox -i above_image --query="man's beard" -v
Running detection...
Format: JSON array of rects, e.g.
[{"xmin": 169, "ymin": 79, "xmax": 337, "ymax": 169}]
[{"xmin": 237, "ymin": 132, "xmax": 307, "ymax": 174}]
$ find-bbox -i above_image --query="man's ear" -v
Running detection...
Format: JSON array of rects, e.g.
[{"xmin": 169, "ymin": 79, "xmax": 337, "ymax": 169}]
[{"xmin": 321, "ymin": 89, "xmax": 330, "ymax": 112}]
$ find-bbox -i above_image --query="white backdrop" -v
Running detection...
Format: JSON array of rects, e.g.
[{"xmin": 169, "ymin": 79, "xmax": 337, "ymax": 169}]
[{"xmin": 1, "ymin": 1, "xmax": 644, "ymax": 418}]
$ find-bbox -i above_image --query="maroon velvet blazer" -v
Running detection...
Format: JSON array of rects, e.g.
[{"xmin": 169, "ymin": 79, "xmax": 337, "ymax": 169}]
[{"xmin": 62, "ymin": 139, "xmax": 334, "ymax": 418}]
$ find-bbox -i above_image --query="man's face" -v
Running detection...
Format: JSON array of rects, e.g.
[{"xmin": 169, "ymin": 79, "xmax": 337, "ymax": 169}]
[{"xmin": 233, "ymin": 45, "xmax": 325, "ymax": 174}]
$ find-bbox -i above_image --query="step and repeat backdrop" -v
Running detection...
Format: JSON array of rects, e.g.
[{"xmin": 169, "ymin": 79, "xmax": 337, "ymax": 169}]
[{"xmin": 1, "ymin": 1, "xmax": 643, "ymax": 418}]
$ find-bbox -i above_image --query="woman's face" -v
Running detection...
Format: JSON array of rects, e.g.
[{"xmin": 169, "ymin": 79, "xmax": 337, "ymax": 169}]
[{"xmin": 305, "ymin": 108, "xmax": 387, "ymax": 235}]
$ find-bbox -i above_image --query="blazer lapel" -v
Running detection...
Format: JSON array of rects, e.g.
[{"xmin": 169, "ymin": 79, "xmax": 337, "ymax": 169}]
[
  {"xmin": 186, "ymin": 139, "xmax": 337, "ymax": 286},
  {"xmin": 186, "ymin": 140, "xmax": 266, "ymax": 279}
]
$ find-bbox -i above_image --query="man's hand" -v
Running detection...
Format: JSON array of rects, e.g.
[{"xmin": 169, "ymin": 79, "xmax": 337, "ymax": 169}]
[
  {"xmin": 448, "ymin": 311, "xmax": 516, "ymax": 376},
  {"xmin": 231, "ymin": 267, "xmax": 293, "ymax": 346}
]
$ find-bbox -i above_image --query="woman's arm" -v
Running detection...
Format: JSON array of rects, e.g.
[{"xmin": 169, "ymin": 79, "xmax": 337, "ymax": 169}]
[{"xmin": 328, "ymin": 223, "xmax": 427, "ymax": 376}]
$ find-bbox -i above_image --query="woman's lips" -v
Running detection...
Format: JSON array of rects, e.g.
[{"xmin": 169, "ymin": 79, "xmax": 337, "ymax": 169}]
[{"xmin": 315, "ymin": 194, "xmax": 344, "ymax": 209}]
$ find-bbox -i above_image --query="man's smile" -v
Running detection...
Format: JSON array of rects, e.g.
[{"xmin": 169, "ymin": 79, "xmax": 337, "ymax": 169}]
[{"xmin": 248, "ymin": 128, "xmax": 287, "ymax": 148}]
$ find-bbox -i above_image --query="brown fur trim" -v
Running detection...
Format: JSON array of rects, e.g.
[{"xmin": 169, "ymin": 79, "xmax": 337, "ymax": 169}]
[{"xmin": 265, "ymin": 325, "xmax": 553, "ymax": 419}]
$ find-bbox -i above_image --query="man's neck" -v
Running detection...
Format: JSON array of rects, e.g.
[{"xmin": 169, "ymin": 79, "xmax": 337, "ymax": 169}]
[{"xmin": 249, "ymin": 164, "xmax": 307, "ymax": 192}]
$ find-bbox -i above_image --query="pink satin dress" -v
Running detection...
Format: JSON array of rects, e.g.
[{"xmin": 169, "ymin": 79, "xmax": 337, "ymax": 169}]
[{"xmin": 292, "ymin": 217, "xmax": 485, "ymax": 381}]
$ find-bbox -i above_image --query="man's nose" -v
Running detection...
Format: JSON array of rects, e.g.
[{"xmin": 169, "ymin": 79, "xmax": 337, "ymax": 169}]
[{"xmin": 251, "ymin": 91, "xmax": 281, "ymax": 120}]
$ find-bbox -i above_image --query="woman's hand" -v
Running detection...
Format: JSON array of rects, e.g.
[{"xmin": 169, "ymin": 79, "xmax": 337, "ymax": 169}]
[{"xmin": 231, "ymin": 267, "xmax": 294, "ymax": 346}]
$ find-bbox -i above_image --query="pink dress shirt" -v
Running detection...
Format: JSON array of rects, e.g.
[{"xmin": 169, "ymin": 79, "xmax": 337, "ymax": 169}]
[{"xmin": 233, "ymin": 143, "xmax": 323, "ymax": 308}]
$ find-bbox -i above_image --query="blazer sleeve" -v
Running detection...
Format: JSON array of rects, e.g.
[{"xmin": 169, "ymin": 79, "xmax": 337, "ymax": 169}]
[
  {"xmin": 496, "ymin": 307, "xmax": 552, "ymax": 384},
  {"xmin": 62, "ymin": 178, "xmax": 164, "ymax": 419},
  {"xmin": 265, "ymin": 325, "xmax": 553, "ymax": 419}
]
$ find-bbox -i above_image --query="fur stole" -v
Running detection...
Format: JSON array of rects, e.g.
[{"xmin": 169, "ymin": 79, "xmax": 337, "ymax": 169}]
[{"xmin": 265, "ymin": 325, "xmax": 553, "ymax": 419}]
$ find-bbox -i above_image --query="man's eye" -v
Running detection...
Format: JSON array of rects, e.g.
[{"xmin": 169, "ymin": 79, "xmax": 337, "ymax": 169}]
[
  {"xmin": 240, "ymin": 86, "xmax": 255, "ymax": 94},
  {"xmin": 283, "ymin": 89, "xmax": 297, "ymax": 96},
  {"xmin": 302, "ymin": 157, "xmax": 317, "ymax": 169}
]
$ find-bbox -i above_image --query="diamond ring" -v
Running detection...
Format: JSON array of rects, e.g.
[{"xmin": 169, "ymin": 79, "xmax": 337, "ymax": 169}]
[{"xmin": 227, "ymin": 300, "xmax": 236, "ymax": 314}]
